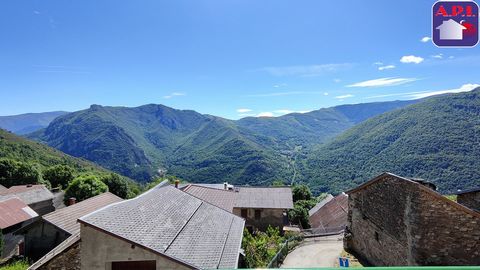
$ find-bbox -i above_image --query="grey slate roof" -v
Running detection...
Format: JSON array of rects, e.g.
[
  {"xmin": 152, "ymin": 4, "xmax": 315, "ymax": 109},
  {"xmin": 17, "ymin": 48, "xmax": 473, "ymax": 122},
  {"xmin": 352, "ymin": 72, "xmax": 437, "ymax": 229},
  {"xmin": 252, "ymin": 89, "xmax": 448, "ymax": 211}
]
[
  {"xmin": 43, "ymin": 192, "xmax": 122, "ymax": 235},
  {"xmin": 79, "ymin": 182, "xmax": 245, "ymax": 270},
  {"xmin": 0, "ymin": 185, "xmax": 54, "ymax": 205},
  {"xmin": 235, "ymin": 187, "xmax": 294, "ymax": 209},
  {"xmin": 309, "ymin": 194, "xmax": 334, "ymax": 216},
  {"xmin": 183, "ymin": 185, "xmax": 236, "ymax": 212}
]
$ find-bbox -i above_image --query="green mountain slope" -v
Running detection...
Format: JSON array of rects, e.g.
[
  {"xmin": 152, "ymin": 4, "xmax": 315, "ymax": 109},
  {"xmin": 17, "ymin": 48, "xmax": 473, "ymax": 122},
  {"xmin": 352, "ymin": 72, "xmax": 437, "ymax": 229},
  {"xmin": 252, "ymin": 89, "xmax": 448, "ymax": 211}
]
[
  {"xmin": 0, "ymin": 111, "xmax": 68, "ymax": 134},
  {"xmin": 0, "ymin": 128, "xmax": 113, "ymax": 176},
  {"xmin": 28, "ymin": 100, "xmax": 415, "ymax": 184},
  {"xmin": 304, "ymin": 89, "xmax": 480, "ymax": 194}
]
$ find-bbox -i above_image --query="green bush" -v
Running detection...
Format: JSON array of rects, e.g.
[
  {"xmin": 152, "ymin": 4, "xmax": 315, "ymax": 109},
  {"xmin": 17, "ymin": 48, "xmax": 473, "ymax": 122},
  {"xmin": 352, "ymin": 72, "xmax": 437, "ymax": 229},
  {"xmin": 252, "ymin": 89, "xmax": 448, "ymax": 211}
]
[
  {"xmin": 0, "ymin": 260, "xmax": 29, "ymax": 270},
  {"xmin": 242, "ymin": 226, "xmax": 285, "ymax": 268},
  {"xmin": 42, "ymin": 165, "xmax": 75, "ymax": 189},
  {"xmin": 101, "ymin": 173, "xmax": 129, "ymax": 199},
  {"xmin": 64, "ymin": 174, "xmax": 108, "ymax": 203},
  {"xmin": 292, "ymin": 184, "xmax": 312, "ymax": 202},
  {"xmin": 0, "ymin": 158, "xmax": 43, "ymax": 187}
]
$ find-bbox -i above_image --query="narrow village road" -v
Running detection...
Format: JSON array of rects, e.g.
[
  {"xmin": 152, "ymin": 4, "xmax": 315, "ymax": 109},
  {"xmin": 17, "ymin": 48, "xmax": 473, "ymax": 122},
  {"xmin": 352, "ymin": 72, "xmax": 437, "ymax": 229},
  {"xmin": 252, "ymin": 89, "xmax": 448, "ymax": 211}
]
[{"xmin": 281, "ymin": 235, "xmax": 344, "ymax": 268}]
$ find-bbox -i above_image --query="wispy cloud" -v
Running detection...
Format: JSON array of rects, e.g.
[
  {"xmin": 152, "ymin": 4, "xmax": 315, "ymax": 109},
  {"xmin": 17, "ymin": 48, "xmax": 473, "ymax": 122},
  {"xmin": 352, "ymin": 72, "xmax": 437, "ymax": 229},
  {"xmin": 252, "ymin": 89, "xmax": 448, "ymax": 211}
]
[
  {"xmin": 366, "ymin": 84, "xmax": 480, "ymax": 100},
  {"xmin": 273, "ymin": 83, "xmax": 287, "ymax": 88},
  {"xmin": 400, "ymin": 55, "xmax": 424, "ymax": 64},
  {"xmin": 347, "ymin": 77, "xmax": 418, "ymax": 88},
  {"xmin": 335, "ymin": 94, "xmax": 354, "ymax": 99},
  {"xmin": 33, "ymin": 10, "xmax": 41, "ymax": 15},
  {"xmin": 378, "ymin": 65, "xmax": 396, "ymax": 71},
  {"xmin": 257, "ymin": 112, "xmax": 274, "ymax": 117},
  {"xmin": 373, "ymin": 62, "xmax": 384, "ymax": 66},
  {"xmin": 237, "ymin": 108, "xmax": 252, "ymax": 113},
  {"xmin": 257, "ymin": 63, "xmax": 353, "ymax": 77},
  {"xmin": 421, "ymin": 37, "xmax": 431, "ymax": 43},
  {"xmin": 431, "ymin": 53, "xmax": 443, "ymax": 59},
  {"xmin": 163, "ymin": 92, "xmax": 186, "ymax": 99}
]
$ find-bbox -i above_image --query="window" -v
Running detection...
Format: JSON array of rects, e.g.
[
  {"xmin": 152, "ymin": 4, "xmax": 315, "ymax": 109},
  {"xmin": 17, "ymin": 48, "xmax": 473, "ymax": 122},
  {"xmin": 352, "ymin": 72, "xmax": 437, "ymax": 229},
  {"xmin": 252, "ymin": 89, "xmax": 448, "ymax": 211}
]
[
  {"xmin": 241, "ymin": 209, "xmax": 248, "ymax": 218},
  {"xmin": 112, "ymin": 260, "xmax": 156, "ymax": 270},
  {"xmin": 255, "ymin": 209, "xmax": 261, "ymax": 220},
  {"xmin": 374, "ymin": 231, "xmax": 379, "ymax": 241}
]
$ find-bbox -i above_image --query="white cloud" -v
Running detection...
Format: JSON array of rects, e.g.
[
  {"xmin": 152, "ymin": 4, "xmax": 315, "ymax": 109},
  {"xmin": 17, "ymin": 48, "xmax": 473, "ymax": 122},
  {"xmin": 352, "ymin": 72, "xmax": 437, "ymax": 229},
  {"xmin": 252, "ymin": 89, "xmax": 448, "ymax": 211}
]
[
  {"xmin": 431, "ymin": 53, "xmax": 443, "ymax": 59},
  {"xmin": 407, "ymin": 83, "xmax": 480, "ymax": 99},
  {"xmin": 274, "ymin": 109, "xmax": 294, "ymax": 114},
  {"xmin": 400, "ymin": 55, "xmax": 424, "ymax": 64},
  {"xmin": 324, "ymin": 92, "xmax": 329, "ymax": 96},
  {"xmin": 257, "ymin": 63, "xmax": 353, "ymax": 77},
  {"xmin": 421, "ymin": 37, "xmax": 431, "ymax": 43},
  {"xmin": 333, "ymin": 78, "xmax": 341, "ymax": 83},
  {"xmin": 366, "ymin": 83, "xmax": 480, "ymax": 100},
  {"xmin": 33, "ymin": 10, "xmax": 41, "ymax": 15},
  {"xmin": 335, "ymin": 94, "xmax": 354, "ymax": 99},
  {"xmin": 273, "ymin": 83, "xmax": 287, "ymax": 88},
  {"xmin": 373, "ymin": 62, "xmax": 384, "ymax": 66},
  {"xmin": 237, "ymin": 108, "xmax": 252, "ymax": 113},
  {"xmin": 257, "ymin": 112, "xmax": 274, "ymax": 117},
  {"xmin": 347, "ymin": 77, "xmax": 418, "ymax": 88},
  {"xmin": 378, "ymin": 65, "xmax": 396, "ymax": 71},
  {"xmin": 163, "ymin": 92, "xmax": 186, "ymax": 99},
  {"xmin": 449, "ymin": 56, "xmax": 455, "ymax": 59}
]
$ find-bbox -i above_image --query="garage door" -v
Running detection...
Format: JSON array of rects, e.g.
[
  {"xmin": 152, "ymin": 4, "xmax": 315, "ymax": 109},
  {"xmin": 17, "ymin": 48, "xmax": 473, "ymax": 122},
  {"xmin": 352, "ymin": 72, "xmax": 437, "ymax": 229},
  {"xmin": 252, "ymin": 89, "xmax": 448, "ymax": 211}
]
[{"xmin": 111, "ymin": 260, "xmax": 156, "ymax": 270}]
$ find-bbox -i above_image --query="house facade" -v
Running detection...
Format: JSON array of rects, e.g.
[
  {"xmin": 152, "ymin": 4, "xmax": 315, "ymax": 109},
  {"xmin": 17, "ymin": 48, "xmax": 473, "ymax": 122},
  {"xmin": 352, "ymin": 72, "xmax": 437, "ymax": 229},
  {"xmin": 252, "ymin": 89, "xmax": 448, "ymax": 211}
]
[
  {"xmin": 78, "ymin": 181, "xmax": 244, "ymax": 270},
  {"xmin": 20, "ymin": 192, "xmax": 122, "ymax": 261},
  {"xmin": 308, "ymin": 193, "xmax": 348, "ymax": 234},
  {"xmin": 183, "ymin": 184, "xmax": 294, "ymax": 231},
  {"xmin": 344, "ymin": 172, "xmax": 480, "ymax": 266}
]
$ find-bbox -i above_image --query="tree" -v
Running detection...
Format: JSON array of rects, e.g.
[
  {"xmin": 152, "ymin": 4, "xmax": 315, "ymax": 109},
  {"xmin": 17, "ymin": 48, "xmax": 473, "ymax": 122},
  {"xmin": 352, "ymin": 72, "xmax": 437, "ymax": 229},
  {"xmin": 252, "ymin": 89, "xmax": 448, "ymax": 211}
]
[
  {"xmin": 271, "ymin": 180, "xmax": 286, "ymax": 187},
  {"xmin": 288, "ymin": 204, "xmax": 310, "ymax": 229},
  {"xmin": 64, "ymin": 175, "xmax": 108, "ymax": 203},
  {"xmin": 101, "ymin": 173, "xmax": 129, "ymax": 199},
  {"xmin": 43, "ymin": 165, "xmax": 75, "ymax": 189},
  {"xmin": 292, "ymin": 184, "xmax": 312, "ymax": 202},
  {"xmin": 0, "ymin": 158, "xmax": 44, "ymax": 187},
  {"xmin": 242, "ymin": 226, "xmax": 284, "ymax": 268}
]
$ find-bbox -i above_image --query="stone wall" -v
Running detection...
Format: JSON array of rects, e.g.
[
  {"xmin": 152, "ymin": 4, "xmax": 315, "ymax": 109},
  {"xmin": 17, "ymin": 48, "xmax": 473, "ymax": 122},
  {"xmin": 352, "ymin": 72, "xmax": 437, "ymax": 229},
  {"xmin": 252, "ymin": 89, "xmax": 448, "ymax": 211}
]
[
  {"xmin": 25, "ymin": 221, "xmax": 70, "ymax": 261},
  {"xmin": 30, "ymin": 200, "xmax": 55, "ymax": 216},
  {"xmin": 345, "ymin": 174, "xmax": 480, "ymax": 266},
  {"xmin": 232, "ymin": 208, "xmax": 284, "ymax": 231},
  {"xmin": 37, "ymin": 241, "xmax": 80, "ymax": 270},
  {"xmin": 80, "ymin": 224, "xmax": 193, "ymax": 270},
  {"xmin": 457, "ymin": 191, "xmax": 480, "ymax": 212}
]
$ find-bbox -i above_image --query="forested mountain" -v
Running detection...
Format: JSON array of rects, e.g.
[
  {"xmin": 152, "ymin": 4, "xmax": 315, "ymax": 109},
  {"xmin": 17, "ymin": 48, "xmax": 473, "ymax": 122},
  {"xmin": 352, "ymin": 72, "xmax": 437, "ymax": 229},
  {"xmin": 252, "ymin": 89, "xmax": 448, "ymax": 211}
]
[
  {"xmin": 28, "ymin": 100, "xmax": 415, "ymax": 184},
  {"xmin": 0, "ymin": 128, "xmax": 112, "ymax": 177},
  {"xmin": 304, "ymin": 88, "xmax": 480, "ymax": 195},
  {"xmin": 0, "ymin": 111, "xmax": 68, "ymax": 134}
]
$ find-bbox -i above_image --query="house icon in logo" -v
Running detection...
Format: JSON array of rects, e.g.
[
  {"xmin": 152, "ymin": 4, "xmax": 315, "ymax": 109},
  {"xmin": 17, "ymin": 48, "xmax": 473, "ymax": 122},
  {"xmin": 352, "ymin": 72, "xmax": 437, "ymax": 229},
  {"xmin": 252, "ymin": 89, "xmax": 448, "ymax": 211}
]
[{"xmin": 436, "ymin": 19, "xmax": 467, "ymax": 40}]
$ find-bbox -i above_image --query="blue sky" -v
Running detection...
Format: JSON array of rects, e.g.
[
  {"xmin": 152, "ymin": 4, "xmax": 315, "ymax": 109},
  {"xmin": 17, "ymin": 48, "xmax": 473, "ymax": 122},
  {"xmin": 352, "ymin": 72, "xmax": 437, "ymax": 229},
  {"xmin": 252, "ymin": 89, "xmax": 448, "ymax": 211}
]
[{"xmin": 0, "ymin": 0, "xmax": 479, "ymax": 119}]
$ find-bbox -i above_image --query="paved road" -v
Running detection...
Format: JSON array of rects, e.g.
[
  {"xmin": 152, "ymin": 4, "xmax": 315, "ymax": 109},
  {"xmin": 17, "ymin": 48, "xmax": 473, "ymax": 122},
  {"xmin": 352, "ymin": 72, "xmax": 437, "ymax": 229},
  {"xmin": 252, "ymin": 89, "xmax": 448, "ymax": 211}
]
[{"xmin": 281, "ymin": 235, "xmax": 344, "ymax": 268}]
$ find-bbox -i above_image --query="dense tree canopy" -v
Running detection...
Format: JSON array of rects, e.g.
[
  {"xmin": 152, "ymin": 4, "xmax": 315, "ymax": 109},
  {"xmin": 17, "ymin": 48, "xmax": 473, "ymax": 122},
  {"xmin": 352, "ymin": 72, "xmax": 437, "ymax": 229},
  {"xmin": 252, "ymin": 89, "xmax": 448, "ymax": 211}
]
[
  {"xmin": 101, "ymin": 173, "xmax": 129, "ymax": 199},
  {"xmin": 64, "ymin": 174, "xmax": 108, "ymax": 203},
  {"xmin": 43, "ymin": 164, "xmax": 75, "ymax": 189},
  {"xmin": 0, "ymin": 158, "xmax": 44, "ymax": 187},
  {"xmin": 292, "ymin": 184, "xmax": 312, "ymax": 202}
]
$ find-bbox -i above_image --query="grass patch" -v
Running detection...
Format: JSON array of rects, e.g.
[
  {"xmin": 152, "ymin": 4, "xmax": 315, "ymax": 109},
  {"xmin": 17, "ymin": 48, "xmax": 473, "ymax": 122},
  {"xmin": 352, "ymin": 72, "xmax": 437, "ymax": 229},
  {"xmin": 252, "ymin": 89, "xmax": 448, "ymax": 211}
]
[{"xmin": 0, "ymin": 260, "xmax": 29, "ymax": 270}]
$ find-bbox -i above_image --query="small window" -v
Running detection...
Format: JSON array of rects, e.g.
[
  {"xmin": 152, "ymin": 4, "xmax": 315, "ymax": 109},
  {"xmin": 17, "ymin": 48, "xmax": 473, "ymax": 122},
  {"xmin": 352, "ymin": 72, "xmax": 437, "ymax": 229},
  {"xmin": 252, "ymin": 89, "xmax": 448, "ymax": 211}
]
[
  {"xmin": 241, "ymin": 209, "xmax": 248, "ymax": 218},
  {"xmin": 374, "ymin": 231, "xmax": 379, "ymax": 241},
  {"xmin": 255, "ymin": 209, "xmax": 261, "ymax": 220}
]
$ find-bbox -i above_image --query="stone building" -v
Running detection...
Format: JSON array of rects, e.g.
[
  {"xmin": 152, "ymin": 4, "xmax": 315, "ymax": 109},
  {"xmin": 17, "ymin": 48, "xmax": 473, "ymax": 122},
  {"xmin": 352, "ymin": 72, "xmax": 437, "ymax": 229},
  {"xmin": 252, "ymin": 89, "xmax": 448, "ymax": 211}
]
[
  {"xmin": 182, "ymin": 184, "xmax": 294, "ymax": 231},
  {"xmin": 0, "ymin": 185, "xmax": 54, "ymax": 216},
  {"xmin": 344, "ymin": 172, "xmax": 480, "ymax": 266},
  {"xmin": 456, "ymin": 187, "xmax": 480, "ymax": 212},
  {"xmin": 27, "ymin": 233, "xmax": 80, "ymax": 270},
  {"xmin": 78, "ymin": 181, "xmax": 244, "ymax": 270},
  {"xmin": 19, "ymin": 192, "xmax": 122, "ymax": 261}
]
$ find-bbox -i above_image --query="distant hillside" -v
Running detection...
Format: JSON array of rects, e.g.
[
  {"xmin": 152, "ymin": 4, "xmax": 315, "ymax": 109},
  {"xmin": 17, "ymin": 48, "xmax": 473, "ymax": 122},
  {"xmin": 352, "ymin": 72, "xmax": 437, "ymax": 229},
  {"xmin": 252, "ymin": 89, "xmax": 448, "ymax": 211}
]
[
  {"xmin": 28, "ymin": 100, "xmax": 415, "ymax": 184},
  {"xmin": 0, "ymin": 128, "xmax": 113, "ymax": 176},
  {"xmin": 304, "ymin": 89, "xmax": 480, "ymax": 195},
  {"xmin": 0, "ymin": 111, "xmax": 68, "ymax": 134}
]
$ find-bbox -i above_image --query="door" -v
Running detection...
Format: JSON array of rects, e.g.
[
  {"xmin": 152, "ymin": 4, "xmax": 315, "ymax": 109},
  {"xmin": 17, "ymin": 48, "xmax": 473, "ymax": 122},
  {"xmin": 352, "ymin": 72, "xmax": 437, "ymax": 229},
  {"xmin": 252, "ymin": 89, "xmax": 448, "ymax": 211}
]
[{"xmin": 111, "ymin": 260, "xmax": 156, "ymax": 270}]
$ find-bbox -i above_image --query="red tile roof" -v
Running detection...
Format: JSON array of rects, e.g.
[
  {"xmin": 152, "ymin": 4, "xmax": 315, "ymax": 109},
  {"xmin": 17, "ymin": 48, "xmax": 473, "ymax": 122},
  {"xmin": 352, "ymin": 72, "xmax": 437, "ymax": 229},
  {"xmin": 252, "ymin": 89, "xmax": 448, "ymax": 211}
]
[{"xmin": 0, "ymin": 197, "xmax": 38, "ymax": 229}]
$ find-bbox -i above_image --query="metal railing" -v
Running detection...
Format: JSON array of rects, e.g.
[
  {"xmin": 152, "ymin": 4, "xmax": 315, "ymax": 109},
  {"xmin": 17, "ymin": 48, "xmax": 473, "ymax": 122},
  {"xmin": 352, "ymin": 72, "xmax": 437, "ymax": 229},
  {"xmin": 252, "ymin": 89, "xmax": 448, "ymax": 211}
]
[{"xmin": 266, "ymin": 235, "xmax": 304, "ymax": 268}]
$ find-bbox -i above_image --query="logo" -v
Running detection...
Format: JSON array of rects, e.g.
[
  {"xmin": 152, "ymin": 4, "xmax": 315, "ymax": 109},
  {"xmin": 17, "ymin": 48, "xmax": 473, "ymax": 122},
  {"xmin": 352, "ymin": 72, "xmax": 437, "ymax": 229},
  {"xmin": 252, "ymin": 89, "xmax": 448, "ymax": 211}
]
[{"xmin": 432, "ymin": 0, "xmax": 479, "ymax": 47}]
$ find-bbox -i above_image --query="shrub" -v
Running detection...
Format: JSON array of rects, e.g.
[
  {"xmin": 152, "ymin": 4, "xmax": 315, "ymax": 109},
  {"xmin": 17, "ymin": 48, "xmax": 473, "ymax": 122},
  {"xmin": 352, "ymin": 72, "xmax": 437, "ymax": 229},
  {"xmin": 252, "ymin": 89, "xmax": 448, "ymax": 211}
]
[
  {"xmin": 43, "ymin": 165, "xmax": 75, "ymax": 189},
  {"xmin": 64, "ymin": 174, "xmax": 108, "ymax": 203}
]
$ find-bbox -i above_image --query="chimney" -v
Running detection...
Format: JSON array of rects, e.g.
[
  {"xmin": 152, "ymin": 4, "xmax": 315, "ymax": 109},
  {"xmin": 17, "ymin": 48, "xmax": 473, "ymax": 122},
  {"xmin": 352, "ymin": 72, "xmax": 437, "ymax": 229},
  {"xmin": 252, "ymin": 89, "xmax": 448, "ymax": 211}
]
[
  {"xmin": 224, "ymin": 182, "xmax": 228, "ymax": 190},
  {"xmin": 174, "ymin": 179, "xmax": 180, "ymax": 188},
  {"xmin": 68, "ymin": 197, "xmax": 76, "ymax": 206}
]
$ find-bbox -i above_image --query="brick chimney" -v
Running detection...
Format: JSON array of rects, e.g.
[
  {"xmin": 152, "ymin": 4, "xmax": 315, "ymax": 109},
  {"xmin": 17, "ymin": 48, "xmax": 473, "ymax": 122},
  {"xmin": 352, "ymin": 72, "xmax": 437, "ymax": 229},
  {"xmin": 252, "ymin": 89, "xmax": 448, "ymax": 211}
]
[
  {"xmin": 174, "ymin": 179, "xmax": 180, "ymax": 188},
  {"xmin": 224, "ymin": 182, "xmax": 228, "ymax": 190},
  {"xmin": 68, "ymin": 197, "xmax": 77, "ymax": 206}
]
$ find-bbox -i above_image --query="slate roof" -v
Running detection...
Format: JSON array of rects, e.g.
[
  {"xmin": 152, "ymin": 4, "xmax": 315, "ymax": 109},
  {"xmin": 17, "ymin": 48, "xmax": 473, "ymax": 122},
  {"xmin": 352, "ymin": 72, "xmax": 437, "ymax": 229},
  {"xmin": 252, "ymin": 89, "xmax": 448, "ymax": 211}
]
[
  {"xmin": 183, "ymin": 185, "xmax": 236, "ymax": 212},
  {"xmin": 79, "ymin": 182, "xmax": 245, "ymax": 270},
  {"xmin": 0, "ymin": 185, "xmax": 54, "ymax": 205},
  {"xmin": 308, "ymin": 193, "xmax": 348, "ymax": 233},
  {"xmin": 308, "ymin": 194, "xmax": 334, "ymax": 216},
  {"xmin": 0, "ymin": 197, "xmax": 38, "ymax": 229},
  {"xmin": 235, "ymin": 187, "xmax": 294, "ymax": 209},
  {"xmin": 43, "ymin": 192, "xmax": 122, "ymax": 235},
  {"xmin": 0, "ymin": 184, "xmax": 7, "ymax": 192}
]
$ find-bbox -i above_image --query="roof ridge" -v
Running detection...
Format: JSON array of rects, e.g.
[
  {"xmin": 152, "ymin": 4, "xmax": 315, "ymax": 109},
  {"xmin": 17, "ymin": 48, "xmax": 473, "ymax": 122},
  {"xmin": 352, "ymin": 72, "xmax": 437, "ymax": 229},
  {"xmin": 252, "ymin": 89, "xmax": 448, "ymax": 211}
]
[
  {"xmin": 163, "ymin": 201, "xmax": 203, "ymax": 253},
  {"xmin": 186, "ymin": 184, "xmax": 234, "ymax": 193},
  {"xmin": 216, "ymin": 216, "xmax": 235, "ymax": 269},
  {"xmin": 181, "ymin": 187, "xmax": 239, "ymax": 215}
]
